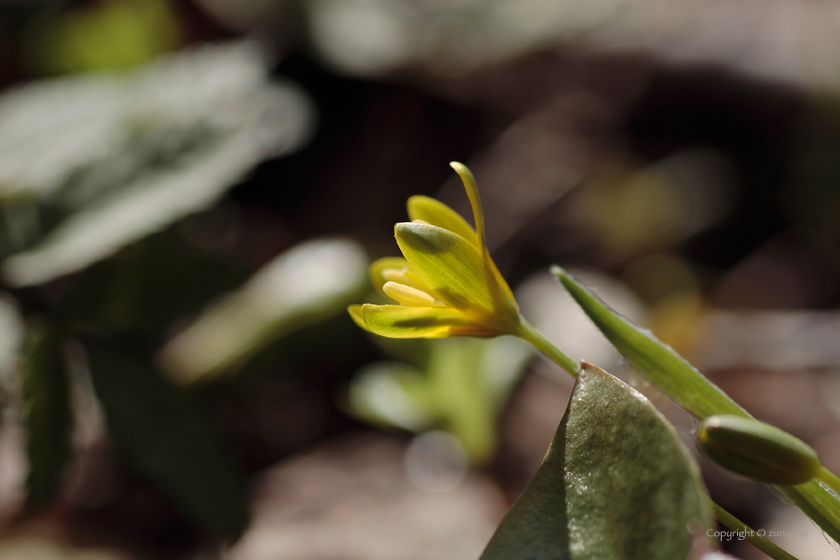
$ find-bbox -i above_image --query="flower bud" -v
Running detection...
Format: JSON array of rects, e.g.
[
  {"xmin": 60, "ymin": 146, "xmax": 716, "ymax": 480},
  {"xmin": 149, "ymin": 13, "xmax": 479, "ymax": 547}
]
[{"xmin": 698, "ymin": 415, "xmax": 821, "ymax": 485}]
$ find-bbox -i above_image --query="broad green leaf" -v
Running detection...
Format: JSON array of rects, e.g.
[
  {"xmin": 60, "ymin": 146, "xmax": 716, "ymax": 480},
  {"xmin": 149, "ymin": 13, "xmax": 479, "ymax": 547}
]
[
  {"xmin": 21, "ymin": 323, "xmax": 72, "ymax": 512},
  {"xmin": 0, "ymin": 42, "xmax": 313, "ymax": 287},
  {"xmin": 86, "ymin": 346, "xmax": 247, "ymax": 538},
  {"xmin": 481, "ymin": 363, "xmax": 712, "ymax": 560},
  {"xmin": 552, "ymin": 266, "xmax": 840, "ymax": 545}
]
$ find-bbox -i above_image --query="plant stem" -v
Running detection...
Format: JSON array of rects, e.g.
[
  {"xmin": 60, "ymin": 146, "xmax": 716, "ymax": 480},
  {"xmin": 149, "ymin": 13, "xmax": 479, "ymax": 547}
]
[
  {"xmin": 516, "ymin": 318, "xmax": 579, "ymax": 377},
  {"xmin": 712, "ymin": 501, "xmax": 799, "ymax": 560},
  {"xmin": 817, "ymin": 466, "xmax": 840, "ymax": 497}
]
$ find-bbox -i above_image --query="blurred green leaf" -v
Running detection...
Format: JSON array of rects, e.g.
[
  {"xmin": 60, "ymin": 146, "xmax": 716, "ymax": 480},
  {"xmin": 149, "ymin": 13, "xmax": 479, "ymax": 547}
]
[
  {"xmin": 552, "ymin": 266, "xmax": 840, "ymax": 546},
  {"xmin": 86, "ymin": 346, "xmax": 248, "ymax": 538},
  {"xmin": 480, "ymin": 363, "xmax": 712, "ymax": 560},
  {"xmin": 348, "ymin": 361, "xmax": 434, "ymax": 431},
  {"xmin": 57, "ymin": 225, "xmax": 249, "ymax": 338},
  {"xmin": 348, "ymin": 336, "xmax": 532, "ymax": 464},
  {"xmin": 423, "ymin": 337, "xmax": 530, "ymax": 464},
  {"xmin": 159, "ymin": 238, "xmax": 368, "ymax": 384},
  {"xmin": 22, "ymin": 322, "xmax": 72, "ymax": 512},
  {"xmin": 24, "ymin": 0, "xmax": 179, "ymax": 75},
  {"xmin": 0, "ymin": 42, "xmax": 313, "ymax": 286}
]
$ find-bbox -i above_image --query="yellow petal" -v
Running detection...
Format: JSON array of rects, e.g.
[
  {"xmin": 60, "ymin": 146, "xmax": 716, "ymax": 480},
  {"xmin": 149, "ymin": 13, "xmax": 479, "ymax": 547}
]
[
  {"xmin": 407, "ymin": 195, "xmax": 479, "ymax": 247},
  {"xmin": 369, "ymin": 257, "xmax": 410, "ymax": 296},
  {"xmin": 486, "ymin": 254, "xmax": 517, "ymax": 308},
  {"xmin": 401, "ymin": 268, "xmax": 433, "ymax": 292},
  {"xmin": 395, "ymin": 222, "xmax": 518, "ymax": 330},
  {"xmin": 347, "ymin": 304, "xmax": 370, "ymax": 331},
  {"xmin": 450, "ymin": 162, "xmax": 486, "ymax": 253},
  {"xmin": 361, "ymin": 304, "xmax": 495, "ymax": 338},
  {"xmin": 381, "ymin": 268, "xmax": 430, "ymax": 293},
  {"xmin": 448, "ymin": 162, "xmax": 517, "ymax": 306}
]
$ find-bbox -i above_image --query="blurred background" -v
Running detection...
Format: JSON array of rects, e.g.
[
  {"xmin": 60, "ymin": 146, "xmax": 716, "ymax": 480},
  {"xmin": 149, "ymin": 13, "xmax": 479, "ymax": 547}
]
[{"xmin": 0, "ymin": 0, "xmax": 839, "ymax": 559}]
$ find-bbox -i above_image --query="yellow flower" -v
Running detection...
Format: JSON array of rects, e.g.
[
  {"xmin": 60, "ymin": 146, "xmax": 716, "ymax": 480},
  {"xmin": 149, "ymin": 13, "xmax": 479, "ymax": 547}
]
[{"xmin": 348, "ymin": 162, "xmax": 522, "ymax": 339}]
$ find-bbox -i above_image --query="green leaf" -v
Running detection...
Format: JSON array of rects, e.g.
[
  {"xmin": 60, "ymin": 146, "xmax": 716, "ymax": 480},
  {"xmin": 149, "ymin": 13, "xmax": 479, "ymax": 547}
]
[
  {"xmin": 347, "ymin": 336, "xmax": 533, "ymax": 464},
  {"xmin": 552, "ymin": 266, "xmax": 840, "ymax": 545},
  {"xmin": 21, "ymin": 323, "xmax": 72, "ymax": 512},
  {"xmin": 481, "ymin": 363, "xmax": 712, "ymax": 560},
  {"xmin": 158, "ymin": 238, "xmax": 367, "ymax": 383},
  {"xmin": 552, "ymin": 266, "xmax": 743, "ymax": 420},
  {"xmin": 86, "ymin": 346, "xmax": 247, "ymax": 538},
  {"xmin": 0, "ymin": 43, "xmax": 313, "ymax": 287}
]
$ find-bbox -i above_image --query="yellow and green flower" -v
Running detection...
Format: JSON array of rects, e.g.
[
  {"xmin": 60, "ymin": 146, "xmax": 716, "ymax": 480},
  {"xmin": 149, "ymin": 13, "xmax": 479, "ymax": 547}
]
[
  {"xmin": 348, "ymin": 162, "xmax": 520, "ymax": 339},
  {"xmin": 349, "ymin": 162, "xmax": 578, "ymax": 374}
]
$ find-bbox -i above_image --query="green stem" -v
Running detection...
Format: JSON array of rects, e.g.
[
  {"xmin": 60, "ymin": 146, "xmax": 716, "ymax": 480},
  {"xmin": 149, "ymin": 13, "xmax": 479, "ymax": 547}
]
[
  {"xmin": 712, "ymin": 501, "xmax": 799, "ymax": 560},
  {"xmin": 516, "ymin": 318, "xmax": 579, "ymax": 377},
  {"xmin": 817, "ymin": 466, "xmax": 840, "ymax": 497}
]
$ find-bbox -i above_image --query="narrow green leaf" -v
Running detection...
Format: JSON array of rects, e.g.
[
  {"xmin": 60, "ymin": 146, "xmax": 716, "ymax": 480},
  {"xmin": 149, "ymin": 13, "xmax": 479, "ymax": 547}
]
[
  {"xmin": 780, "ymin": 482, "xmax": 840, "ymax": 549},
  {"xmin": 481, "ymin": 363, "xmax": 713, "ymax": 560},
  {"xmin": 22, "ymin": 322, "xmax": 72, "ymax": 512},
  {"xmin": 552, "ymin": 266, "xmax": 744, "ymax": 420},
  {"xmin": 552, "ymin": 266, "xmax": 840, "ymax": 545},
  {"xmin": 86, "ymin": 346, "xmax": 248, "ymax": 538}
]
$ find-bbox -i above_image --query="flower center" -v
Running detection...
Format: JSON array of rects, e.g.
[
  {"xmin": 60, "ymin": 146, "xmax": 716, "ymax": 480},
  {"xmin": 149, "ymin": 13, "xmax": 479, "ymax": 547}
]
[{"xmin": 381, "ymin": 268, "xmax": 447, "ymax": 308}]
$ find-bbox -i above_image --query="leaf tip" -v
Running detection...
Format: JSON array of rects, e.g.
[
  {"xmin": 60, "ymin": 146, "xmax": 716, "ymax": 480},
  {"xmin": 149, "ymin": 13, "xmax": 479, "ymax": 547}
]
[{"xmin": 550, "ymin": 265, "xmax": 572, "ymax": 283}]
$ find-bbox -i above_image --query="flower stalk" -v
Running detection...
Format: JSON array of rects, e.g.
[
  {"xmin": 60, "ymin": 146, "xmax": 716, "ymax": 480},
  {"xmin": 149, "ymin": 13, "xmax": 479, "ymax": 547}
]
[{"xmin": 515, "ymin": 319, "xmax": 579, "ymax": 377}]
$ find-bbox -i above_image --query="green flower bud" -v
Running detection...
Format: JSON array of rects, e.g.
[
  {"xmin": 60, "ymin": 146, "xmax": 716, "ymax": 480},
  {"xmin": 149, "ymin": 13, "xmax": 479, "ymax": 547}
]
[{"xmin": 698, "ymin": 415, "xmax": 821, "ymax": 485}]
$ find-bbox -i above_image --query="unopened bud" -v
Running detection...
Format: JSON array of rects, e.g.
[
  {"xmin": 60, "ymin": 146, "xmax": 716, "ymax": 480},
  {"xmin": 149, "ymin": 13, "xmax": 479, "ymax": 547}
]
[{"xmin": 698, "ymin": 415, "xmax": 821, "ymax": 485}]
